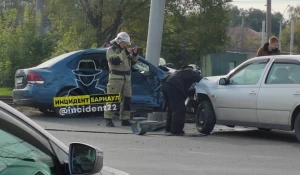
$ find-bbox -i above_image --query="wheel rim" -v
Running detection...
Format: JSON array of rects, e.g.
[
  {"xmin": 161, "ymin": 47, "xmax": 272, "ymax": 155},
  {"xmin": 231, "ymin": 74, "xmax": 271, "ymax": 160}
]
[{"xmin": 196, "ymin": 108, "xmax": 205, "ymax": 129}]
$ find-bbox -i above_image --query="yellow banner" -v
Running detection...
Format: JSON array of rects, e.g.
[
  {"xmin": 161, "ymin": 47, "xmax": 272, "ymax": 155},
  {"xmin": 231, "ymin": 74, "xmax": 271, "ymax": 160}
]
[{"xmin": 53, "ymin": 94, "xmax": 120, "ymax": 107}]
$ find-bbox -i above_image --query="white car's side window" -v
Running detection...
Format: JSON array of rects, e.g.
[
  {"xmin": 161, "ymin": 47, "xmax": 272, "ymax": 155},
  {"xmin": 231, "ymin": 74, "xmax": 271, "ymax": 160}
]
[
  {"xmin": 228, "ymin": 62, "xmax": 268, "ymax": 85},
  {"xmin": 266, "ymin": 63, "xmax": 300, "ymax": 84}
]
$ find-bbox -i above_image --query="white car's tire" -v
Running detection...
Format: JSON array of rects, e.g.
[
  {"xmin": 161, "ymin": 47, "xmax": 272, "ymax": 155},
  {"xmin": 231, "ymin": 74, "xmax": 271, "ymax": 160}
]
[
  {"xmin": 294, "ymin": 114, "xmax": 300, "ymax": 142},
  {"xmin": 195, "ymin": 100, "xmax": 216, "ymax": 135}
]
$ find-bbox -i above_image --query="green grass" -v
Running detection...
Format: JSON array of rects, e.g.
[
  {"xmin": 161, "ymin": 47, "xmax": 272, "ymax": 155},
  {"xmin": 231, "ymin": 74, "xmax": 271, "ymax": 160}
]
[{"xmin": 0, "ymin": 88, "xmax": 12, "ymax": 96}]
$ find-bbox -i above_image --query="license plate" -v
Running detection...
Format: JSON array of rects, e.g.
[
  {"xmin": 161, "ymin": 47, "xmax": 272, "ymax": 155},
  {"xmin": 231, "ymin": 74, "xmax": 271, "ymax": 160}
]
[{"xmin": 15, "ymin": 77, "xmax": 23, "ymax": 84}]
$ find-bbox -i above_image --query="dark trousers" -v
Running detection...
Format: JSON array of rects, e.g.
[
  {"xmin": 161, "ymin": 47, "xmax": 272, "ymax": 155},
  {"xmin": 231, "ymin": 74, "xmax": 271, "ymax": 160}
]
[{"xmin": 162, "ymin": 82, "xmax": 186, "ymax": 134}]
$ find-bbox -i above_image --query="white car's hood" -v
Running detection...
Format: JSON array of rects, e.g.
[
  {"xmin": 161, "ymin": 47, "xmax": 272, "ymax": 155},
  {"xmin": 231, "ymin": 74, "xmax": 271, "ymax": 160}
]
[
  {"xmin": 203, "ymin": 75, "xmax": 226, "ymax": 82},
  {"xmin": 195, "ymin": 75, "xmax": 225, "ymax": 93}
]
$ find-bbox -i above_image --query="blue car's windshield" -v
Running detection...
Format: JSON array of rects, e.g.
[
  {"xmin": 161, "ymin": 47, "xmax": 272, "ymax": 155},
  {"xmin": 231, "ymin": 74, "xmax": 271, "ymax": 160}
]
[{"xmin": 35, "ymin": 51, "xmax": 80, "ymax": 68}]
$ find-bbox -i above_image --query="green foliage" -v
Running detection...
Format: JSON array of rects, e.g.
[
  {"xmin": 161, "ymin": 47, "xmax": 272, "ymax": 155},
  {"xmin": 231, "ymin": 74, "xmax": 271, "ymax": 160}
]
[
  {"xmin": 162, "ymin": 0, "xmax": 232, "ymax": 68},
  {"xmin": 281, "ymin": 19, "xmax": 300, "ymax": 54},
  {"xmin": 281, "ymin": 5, "xmax": 300, "ymax": 54},
  {"xmin": 0, "ymin": 5, "xmax": 55, "ymax": 87},
  {"xmin": 230, "ymin": 6, "xmax": 282, "ymax": 36},
  {"xmin": 0, "ymin": 0, "xmax": 233, "ymax": 87},
  {"xmin": 0, "ymin": 88, "xmax": 12, "ymax": 96}
]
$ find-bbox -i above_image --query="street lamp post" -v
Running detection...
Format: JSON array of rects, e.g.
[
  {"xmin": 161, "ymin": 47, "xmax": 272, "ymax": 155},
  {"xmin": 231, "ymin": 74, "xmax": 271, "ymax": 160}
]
[{"xmin": 279, "ymin": 5, "xmax": 290, "ymax": 51}]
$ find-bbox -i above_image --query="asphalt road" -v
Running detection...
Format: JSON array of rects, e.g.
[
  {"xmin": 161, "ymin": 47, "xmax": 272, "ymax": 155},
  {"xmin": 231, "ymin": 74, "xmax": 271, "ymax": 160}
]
[{"xmin": 28, "ymin": 115, "xmax": 300, "ymax": 175}]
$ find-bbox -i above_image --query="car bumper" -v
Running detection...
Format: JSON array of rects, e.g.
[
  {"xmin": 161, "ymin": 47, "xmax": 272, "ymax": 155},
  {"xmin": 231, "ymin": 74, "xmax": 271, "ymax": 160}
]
[{"xmin": 13, "ymin": 86, "xmax": 54, "ymax": 109}]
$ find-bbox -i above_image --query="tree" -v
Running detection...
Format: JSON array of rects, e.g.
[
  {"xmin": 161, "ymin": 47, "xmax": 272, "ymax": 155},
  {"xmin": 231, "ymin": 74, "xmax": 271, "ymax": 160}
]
[
  {"xmin": 230, "ymin": 6, "xmax": 282, "ymax": 36},
  {"xmin": 0, "ymin": 4, "xmax": 55, "ymax": 87},
  {"xmin": 46, "ymin": 0, "xmax": 150, "ymax": 51},
  {"xmin": 161, "ymin": 0, "xmax": 232, "ymax": 67},
  {"xmin": 281, "ymin": 6, "xmax": 300, "ymax": 54}
]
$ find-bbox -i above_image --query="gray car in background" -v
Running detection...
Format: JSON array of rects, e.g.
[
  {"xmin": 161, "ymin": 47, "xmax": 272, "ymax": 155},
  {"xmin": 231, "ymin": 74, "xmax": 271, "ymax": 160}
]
[{"xmin": 194, "ymin": 55, "xmax": 300, "ymax": 142}]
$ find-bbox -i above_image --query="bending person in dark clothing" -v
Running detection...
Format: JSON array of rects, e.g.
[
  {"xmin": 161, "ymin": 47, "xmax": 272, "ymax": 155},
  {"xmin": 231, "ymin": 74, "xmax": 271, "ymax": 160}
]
[{"xmin": 162, "ymin": 64, "xmax": 202, "ymax": 135}]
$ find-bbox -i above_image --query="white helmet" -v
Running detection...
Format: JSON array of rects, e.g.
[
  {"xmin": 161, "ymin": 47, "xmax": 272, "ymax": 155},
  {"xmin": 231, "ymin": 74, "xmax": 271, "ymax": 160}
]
[
  {"xmin": 159, "ymin": 58, "xmax": 166, "ymax": 66},
  {"xmin": 188, "ymin": 64, "xmax": 201, "ymax": 74},
  {"xmin": 110, "ymin": 32, "xmax": 131, "ymax": 45}
]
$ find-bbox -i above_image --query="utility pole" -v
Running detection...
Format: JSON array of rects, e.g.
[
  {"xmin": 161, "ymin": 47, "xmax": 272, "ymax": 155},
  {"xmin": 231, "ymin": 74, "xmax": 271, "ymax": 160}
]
[
  {"xmin": 261, "ymin": 20, "xmax": 266, "ymax": 45},
  {"xmin": 266, "ymin": 0, "xmax": 272, "ymax": 39},
  {"xmin": 279, "ymin": 21, "xmax": 282, "ymax": 50},
  {"xmin": 36, "ymin": 0, "xmax": 45, "ymax": 35},
  {"xmin": 290, "ymin": 19, "xmax": 295, "ymax": 55},
  {"xmin": 145, "ymin": 0, "xmax": 166, "ymax": 67},
  {"xmin": 240, "ymin": 17, "xmax": 245, "ymax": 51},
  {"xmin": 279, "ymin": 5, "xmax": 290, "ymax": 51}
]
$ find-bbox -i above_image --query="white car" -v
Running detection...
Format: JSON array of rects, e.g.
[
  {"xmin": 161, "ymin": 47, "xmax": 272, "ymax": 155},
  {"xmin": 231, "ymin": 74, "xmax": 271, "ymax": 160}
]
[{"xmin": 195, "ymin": 55, "xmax": 300, "ymax": 141}]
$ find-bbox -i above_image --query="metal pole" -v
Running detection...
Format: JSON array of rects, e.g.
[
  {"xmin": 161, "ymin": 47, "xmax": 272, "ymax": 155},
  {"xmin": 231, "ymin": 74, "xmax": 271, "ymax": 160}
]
[
  {"xmin": 290, "ymin": 19, "xmax": 294, "ymax": 55},
  {"xmin": 279, "ymin": 21, "xmax": 282, "ymax": 50},
  {"xmin": 36, "ymin": 0, "xmax": 45, "ymax": 35},
  {"xmin": 266, "ymin": 0, "xmax": 272, "ymax": 39},
  {"xmin": 240, "ymin": 17, "xmax": 245, "ymax": 51},
  {"xmin": 261, "ymin": 20, "xmax": 266, "ymax": 46},
  {"xmin": 145, "ymin": 0, "xmax": 166, "ymax": 67}
]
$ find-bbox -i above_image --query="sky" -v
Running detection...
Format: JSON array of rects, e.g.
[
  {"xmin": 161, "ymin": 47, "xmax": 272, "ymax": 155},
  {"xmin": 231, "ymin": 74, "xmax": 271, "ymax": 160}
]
[{"xmin": 230, "ymin": 0, "xmax": 300, "ymax": 19}]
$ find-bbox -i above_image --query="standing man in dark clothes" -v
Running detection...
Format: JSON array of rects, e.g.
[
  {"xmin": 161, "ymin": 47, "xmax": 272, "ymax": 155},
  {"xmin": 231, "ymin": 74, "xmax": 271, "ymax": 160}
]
[
  {"xmin": 256, "ymin": 36, "xmax": 281, "ymax": 57},
  {"xmin": 162, "ymin": 64, "xmax": 202, "ymax": 135}
]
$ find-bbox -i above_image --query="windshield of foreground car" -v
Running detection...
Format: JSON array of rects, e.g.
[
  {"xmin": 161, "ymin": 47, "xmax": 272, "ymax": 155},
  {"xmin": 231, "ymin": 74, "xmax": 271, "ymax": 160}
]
[
  {"xmin": 35, "ymin": 51, "xmax": 80, "ymax": 68},
  {"xmin": 0, "ymin": 130, "xmax": 53, "ymax": 174}
]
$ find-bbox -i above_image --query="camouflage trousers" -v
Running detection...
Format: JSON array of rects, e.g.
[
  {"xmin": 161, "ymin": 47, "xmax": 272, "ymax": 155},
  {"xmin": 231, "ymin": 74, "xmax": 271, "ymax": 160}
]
[{"xmin": 104, "ymin": 77, "xmax": 132, "ymax": 120}]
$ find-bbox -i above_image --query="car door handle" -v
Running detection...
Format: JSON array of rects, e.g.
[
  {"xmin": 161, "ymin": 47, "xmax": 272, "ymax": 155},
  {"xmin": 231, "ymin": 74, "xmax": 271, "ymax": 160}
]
[{"xmin": 249, "ymin": 91, "xmax": 256, "ymax": 95}]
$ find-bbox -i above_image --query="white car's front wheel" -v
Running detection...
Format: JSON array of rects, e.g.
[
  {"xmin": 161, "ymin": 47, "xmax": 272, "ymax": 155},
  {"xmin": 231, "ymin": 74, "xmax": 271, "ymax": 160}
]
[
  {"xmin": 294, "ymin": 114, "xmax": 300, "ymax": 142},
  {"xmin": 195, "ymin": 100, "xmax": 216, "ymax": 135}
]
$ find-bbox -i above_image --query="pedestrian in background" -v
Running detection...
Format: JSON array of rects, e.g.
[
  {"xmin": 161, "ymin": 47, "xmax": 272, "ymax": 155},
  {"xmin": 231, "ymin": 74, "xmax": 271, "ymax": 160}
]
[
  {"xmin": 257, "ymin": 36, "xmax": 281, "ymax": 57},
  {"xmin": 104, "ymin": 32, "xmax": 138, "ymax": 127}
]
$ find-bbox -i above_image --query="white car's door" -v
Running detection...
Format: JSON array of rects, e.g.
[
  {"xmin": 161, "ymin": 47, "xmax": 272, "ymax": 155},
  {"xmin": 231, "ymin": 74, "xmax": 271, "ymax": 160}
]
[
  {"xmin": 257, "ymin": 58, "xmax": 300, "ymax": 128},
  {"xmin": 214, "ymin": 58, "xmax": 270, "ymax": 123}
]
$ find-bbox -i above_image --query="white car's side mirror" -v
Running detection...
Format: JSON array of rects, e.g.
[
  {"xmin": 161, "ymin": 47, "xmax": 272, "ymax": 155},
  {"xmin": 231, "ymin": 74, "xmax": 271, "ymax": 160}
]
[
  {"xmin": 69, "ymin": 143, "xmax": 103, "ymax": 175},
  {"xmin": 219, "ymin": 78, "xmax": 227, "ymax": 85}
]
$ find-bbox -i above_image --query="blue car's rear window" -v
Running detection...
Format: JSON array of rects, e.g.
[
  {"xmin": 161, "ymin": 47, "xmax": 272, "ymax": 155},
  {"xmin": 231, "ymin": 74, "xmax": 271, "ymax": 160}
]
[{"xmin": 36, "ymin": 51, "xmax": 80, "ymax": 68}]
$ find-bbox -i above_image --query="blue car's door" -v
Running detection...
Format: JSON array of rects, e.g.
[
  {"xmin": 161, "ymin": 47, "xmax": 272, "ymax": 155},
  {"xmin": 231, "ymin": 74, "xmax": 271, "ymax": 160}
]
[
  {"xmin": 72, "ymin": 52, "xmax": 109, "ymax": 95},
  {"xmin": 131, "ymin": 59, "xmax": 161, "ymax": 108},
  {"xmin": 73, "ymin": 52, "xmax": 161, "ymax": 108}
]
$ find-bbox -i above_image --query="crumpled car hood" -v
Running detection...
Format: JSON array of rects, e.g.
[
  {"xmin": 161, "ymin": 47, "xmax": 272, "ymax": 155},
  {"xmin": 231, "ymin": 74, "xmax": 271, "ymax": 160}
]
[{"xmin": 195, "ymin": 75, "xmax": 225, "ymax": 93}]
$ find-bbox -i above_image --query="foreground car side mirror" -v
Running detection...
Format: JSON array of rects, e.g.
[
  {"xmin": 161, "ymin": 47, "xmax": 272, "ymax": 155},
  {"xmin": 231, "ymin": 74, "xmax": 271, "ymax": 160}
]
[
  {"xmin": 69, "ymin": 143, "xmax": 103, "ymax": 175},
  {"xmin": 219, "ymin": 78, "xmax": 227, "ymax": 85}
]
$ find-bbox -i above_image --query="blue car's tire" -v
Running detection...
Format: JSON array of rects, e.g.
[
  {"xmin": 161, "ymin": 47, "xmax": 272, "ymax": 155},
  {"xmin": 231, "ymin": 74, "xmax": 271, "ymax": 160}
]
[
  {"xmin": 39, "ymin": 108, "xmax": 54, "ymax": 115},
  {"xmin": 54, "ymin": 90, "xmax": 80, "ymax": 118}
]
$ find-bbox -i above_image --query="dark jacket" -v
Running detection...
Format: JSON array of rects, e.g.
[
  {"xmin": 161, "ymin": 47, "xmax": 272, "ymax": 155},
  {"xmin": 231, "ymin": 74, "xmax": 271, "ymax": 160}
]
[
  {"xmin": 256, "ymin": 42, "xmax": 280, "ymax": 57},
  {"xmin": 164, "ymin": 69, "xmax": 202, "ymax": 97}
]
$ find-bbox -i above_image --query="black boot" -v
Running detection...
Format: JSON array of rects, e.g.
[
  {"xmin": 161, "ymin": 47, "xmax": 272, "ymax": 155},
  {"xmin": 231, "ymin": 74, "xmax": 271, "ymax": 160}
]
[
  {"xmin": 106, "ymin": 119, "xmax": 115, "ymax": 127},
  {"xmin": 121, "ymin": 120, "xmax": 132, "ymax": 126}
]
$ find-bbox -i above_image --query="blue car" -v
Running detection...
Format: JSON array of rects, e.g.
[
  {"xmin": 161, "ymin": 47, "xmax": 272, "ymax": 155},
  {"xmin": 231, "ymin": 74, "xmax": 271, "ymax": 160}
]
[{"xmin": 13, "ymin": 48, "xmax": 175, "ymax": 117}]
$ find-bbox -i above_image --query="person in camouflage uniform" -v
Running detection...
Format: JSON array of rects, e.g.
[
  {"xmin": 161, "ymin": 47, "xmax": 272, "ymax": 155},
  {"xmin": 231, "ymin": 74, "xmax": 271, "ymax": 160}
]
[{"xmin": 104, "ymin": 32, "xmax": 138, "ymax": 127}]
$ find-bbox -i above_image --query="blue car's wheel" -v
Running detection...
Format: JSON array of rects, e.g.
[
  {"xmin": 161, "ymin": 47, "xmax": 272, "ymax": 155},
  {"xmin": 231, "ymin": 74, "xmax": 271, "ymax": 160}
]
[{"xmin": 54, "ymin": 90, "xmax": 80, "ymax": 118}]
